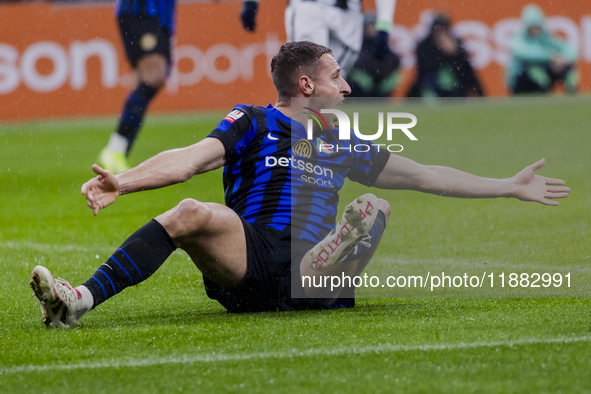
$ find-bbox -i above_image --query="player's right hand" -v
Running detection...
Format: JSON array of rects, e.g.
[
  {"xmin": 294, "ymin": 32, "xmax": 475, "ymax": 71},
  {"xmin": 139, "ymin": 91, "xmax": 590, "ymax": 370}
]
[
  {"xmin": 240, "ymin": 0, "xmax": 258, "ymax": 32},
  {"xmin": 81, "ymin": 164, "xmax": 121, "ymax": 216}
]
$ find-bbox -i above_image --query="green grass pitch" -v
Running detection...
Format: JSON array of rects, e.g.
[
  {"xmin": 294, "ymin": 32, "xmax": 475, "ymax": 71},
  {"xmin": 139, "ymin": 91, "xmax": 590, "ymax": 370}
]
[{"xmin": 0, "ymin": 98, "xmax": 590, "ymax": 393}]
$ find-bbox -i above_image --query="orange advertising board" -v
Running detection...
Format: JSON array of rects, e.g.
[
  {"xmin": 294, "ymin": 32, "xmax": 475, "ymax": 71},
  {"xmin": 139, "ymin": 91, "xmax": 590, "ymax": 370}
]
[
  {"xmin": 0, "ymin": 1, "xmax": 285, "ymax": 121},
  {"xmin": 0, "ymin": 0, "xmax": 589, "ymax": 121},
  {"xmin": 377, "ymin": 0, "xmax": 591, "ymax": 97}
]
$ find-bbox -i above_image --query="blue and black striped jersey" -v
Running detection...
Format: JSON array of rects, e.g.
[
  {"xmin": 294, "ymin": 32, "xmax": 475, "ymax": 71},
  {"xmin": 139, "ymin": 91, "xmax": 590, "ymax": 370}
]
[
  {"xmin": 208, "ymin": 104, "xmax": 389, "ymax": 244},
  {"xmin": 115, "ymin": 0, "xmax": 176, "ymax": 32}
]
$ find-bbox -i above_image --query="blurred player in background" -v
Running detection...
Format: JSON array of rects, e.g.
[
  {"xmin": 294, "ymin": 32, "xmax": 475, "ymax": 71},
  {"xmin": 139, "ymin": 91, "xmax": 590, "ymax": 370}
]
[
  {"xmin": 406, "ymin": 13, "xmax": 484, "ymax": 98},
  {"xmin": 99, "ymin": 0, "xmax": 176, "ymax": 174},
  {"xmin": 506, "ymin": 4, "xmax": 578, "ymax": 95},
  {"xmin": 347, "ymin": 14, "xmax": 400, "ymax": 97},
  {"xmin": 240, "ymin": 0, "xmax": 397, "ymax": 79}
]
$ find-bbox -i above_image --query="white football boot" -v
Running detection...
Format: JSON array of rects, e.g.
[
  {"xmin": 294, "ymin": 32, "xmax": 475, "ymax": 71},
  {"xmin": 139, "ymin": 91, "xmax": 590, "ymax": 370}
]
[
  {"xmin": 308, "ymin": 193, "xmax": 380, "ymax": 272},
  {"xmin": 29, "ymin": 266, "xmax": 90, "ymax": 328}
]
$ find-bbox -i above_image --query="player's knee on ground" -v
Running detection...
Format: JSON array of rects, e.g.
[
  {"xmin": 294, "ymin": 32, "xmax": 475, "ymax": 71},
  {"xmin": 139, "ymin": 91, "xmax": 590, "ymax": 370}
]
[{"xmin": 158, "ymin": 198, "xmax": 213, "ymax": 244}]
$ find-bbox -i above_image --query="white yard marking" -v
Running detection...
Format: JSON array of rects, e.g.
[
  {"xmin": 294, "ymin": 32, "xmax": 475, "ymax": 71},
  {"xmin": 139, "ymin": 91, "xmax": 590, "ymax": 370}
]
[
  {"xmin": 2, "ymin": 335, "xmax": 589, "ymax": 375},
  {"xmin": 0, "ymin": 240, "xmax": 108, "ymax": 253}
]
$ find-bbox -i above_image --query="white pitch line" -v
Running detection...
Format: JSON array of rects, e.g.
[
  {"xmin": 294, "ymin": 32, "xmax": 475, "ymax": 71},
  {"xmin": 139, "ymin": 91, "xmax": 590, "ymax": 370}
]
[
  {"xmin": 0, "ymin": 241, "xmax": 188, "ymax": 260},
  {"xmin": 2, "ymin": 335, "xmax": 590, "ymax": 375},
  {"xmin": 3, "ymin": 241, "xmax": 589, "ymax": 273},
  {"xmin": 0, "ymin": 240, "xmax": 110, "ymax": 253}
]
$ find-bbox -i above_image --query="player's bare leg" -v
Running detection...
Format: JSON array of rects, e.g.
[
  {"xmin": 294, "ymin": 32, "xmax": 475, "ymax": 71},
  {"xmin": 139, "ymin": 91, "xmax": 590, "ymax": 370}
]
[
  {"xmin": 299, "ymin": 195, "xmax": 391, "ymax": 300},
  {"xmin": 155, "ymin": 199, "xmax": 248, "ymax": 287},
  {"xmin": 30, "ymin": 198, "xmax": 247, "ymax": 328}
]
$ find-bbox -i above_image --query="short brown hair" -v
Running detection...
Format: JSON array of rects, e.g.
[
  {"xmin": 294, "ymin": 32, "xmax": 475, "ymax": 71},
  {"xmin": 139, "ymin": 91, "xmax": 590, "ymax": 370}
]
[{"xmin": 270, "ymin": 41, "xmax": 332, "ymax": 97}]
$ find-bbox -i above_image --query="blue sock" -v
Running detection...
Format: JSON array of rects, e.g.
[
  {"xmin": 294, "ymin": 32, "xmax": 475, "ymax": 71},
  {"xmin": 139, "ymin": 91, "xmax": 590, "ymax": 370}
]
[
  {"xmin": 117, "ymin": 82, "xmax": 160, "ymax": 155},
  {"xmin": 83, "ymin": 219, "xmax": 175, "ymax": 308}
]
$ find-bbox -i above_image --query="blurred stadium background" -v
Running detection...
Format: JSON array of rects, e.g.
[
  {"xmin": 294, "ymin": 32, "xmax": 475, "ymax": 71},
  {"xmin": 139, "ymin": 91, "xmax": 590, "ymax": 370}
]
[{"xmin": 0, "ymin": 0, "xmax": 589, "ymax": 121}]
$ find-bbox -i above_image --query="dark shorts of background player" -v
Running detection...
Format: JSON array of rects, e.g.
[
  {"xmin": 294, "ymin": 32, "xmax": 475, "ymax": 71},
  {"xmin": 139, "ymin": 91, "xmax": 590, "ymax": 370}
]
[
  {"xmin": 118, "ymin": 14, "xmax": 172, "ymax": 68},
  {"xmin": 203, "ymin": 218, "xmax": 354, "ymax": 313}
]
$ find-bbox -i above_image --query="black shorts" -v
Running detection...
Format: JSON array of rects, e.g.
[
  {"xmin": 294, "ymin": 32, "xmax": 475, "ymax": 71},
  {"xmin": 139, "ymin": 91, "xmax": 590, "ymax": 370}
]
[
  {"xmin": 118, "ymin": 15, "xmax": 172, "ymax": 67},
  {"xmin": 203, "ymin": 218, "xmax": 354, "ymax": 313}
]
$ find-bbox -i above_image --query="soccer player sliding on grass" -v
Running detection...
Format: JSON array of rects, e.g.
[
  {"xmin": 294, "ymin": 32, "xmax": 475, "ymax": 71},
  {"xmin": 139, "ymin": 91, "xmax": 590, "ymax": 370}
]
[{"xmin": 29, "ymin": 41, "xmax": 569, "ymax": 328}]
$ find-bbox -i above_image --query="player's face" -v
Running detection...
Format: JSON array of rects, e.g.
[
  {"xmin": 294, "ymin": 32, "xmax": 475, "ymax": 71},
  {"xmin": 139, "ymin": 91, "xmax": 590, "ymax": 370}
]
[{"xmin": 311, "ymin": 54, "xmax": 351, "ymax": 104}]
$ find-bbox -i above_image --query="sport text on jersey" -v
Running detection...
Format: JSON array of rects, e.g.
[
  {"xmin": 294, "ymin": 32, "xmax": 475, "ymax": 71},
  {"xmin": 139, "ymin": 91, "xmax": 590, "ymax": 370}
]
[{"xmin": 265, "ymin": 138, "xmax": 335, "ymax": 189}]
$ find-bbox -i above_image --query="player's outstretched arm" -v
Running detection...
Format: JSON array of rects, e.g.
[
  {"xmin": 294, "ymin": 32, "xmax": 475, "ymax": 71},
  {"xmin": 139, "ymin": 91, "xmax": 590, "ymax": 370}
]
[
  {"xmin": 373, "ymin": 155, "xmax": 569, "ymax": 205},
  {"xmin": 81, "ymin": 138, "xmax": 226, "ymax": 215}
]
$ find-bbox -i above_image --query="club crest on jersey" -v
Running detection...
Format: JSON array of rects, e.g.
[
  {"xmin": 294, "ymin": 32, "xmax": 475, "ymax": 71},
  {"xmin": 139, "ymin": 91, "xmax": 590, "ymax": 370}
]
[
  {"xmin": 223, "ymin": 110, "xmax": 245, "ymax": 124},
  {"xmin": 293, "ymin": 139, "xmax": 313, "ymax": 158},
  {"xmin": 140, "ymin": 33, "xmax": 158, "ymax": 51}
]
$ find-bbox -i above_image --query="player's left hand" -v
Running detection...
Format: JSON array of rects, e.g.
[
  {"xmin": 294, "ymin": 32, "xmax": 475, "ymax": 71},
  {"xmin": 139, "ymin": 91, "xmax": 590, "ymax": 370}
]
[
  {"xmin": 511, "ymin": 158, "xmax": 570, "ymax": 206},
  {"xmin": 240, "ymin": 1, "xmax": 258, "ymax": 32}
]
